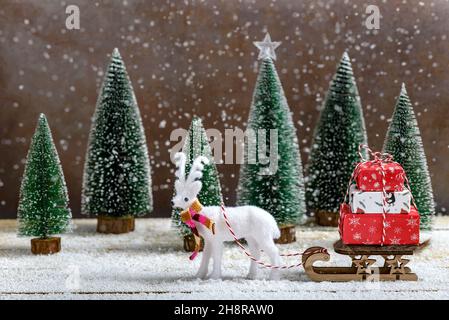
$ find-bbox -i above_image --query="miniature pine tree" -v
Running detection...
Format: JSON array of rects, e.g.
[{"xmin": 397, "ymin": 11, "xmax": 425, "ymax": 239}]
[
  {"xmin": 383, "ymin": 84, "xmax": 435, "ymax": 229},
  {"xmin": 236, "ymin": 57, "xmax": 306, "ymax": 226},
  {"xmin": 171, "ymin": 116, "xmax": 223, "ymax": 236},
  {"xmin": 305, "ymin": 52, "xmax": 368, "ymax": 217},
  {"xmin": 82, "ymin": 48, "xmax": 152, "ymax": 218},
  {"xmin": 18, "ymin": 114, "xmax": 71, "ymax": 238}
]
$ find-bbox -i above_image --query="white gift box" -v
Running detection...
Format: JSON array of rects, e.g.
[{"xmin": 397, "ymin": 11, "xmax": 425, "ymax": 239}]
[{"xmin": 349, "ymin": 185, "xmax": 411, "ymax": 214}]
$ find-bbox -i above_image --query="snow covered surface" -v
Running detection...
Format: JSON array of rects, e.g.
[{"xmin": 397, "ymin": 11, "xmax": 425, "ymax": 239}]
[{"xmin": 0, "ymin": 217, "xmax": 448, "ymax": 300}]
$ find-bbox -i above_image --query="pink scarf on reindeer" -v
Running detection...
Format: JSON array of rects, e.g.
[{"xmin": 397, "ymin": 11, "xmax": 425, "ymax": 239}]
[{"xmin": 180, "ymin": 199, "xmax": 215, "ymax": 260}]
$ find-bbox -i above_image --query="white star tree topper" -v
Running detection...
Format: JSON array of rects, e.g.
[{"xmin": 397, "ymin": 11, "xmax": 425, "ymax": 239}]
[{"xmin": 254, "ymin": 33, "xmax": 281, "ymax": 60}]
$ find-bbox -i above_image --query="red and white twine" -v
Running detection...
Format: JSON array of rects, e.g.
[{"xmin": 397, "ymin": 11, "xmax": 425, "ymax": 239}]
[
  {"xmin": 378, "ymin": 160, "xmax": 388, "ymax": 246},
  {"xmin": 220, "ymin": 203, "xmax": 326, "ymax": 270}
]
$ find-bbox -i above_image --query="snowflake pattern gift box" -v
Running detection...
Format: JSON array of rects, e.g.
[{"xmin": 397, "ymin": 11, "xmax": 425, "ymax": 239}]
[
  {"xmin": 355, "ymin": 161, "xmax": 405, "ymax": 192},
  {"xmin": 339, "ymin": 203, "xmax": 420, "ymax": 245}
]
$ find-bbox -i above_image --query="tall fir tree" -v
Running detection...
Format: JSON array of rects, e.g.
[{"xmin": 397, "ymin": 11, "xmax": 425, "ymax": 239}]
[
  {"xmin": 18, "ymin": 114, "xmax": 71, "ymax": 238},
  {"xmin": 305, "ymin": 52, "xmax": 368, "ymax": 219},
  {"xmin": 383, "ymin": 84, "xmax": 435, "ymax": 229},
  {"xmin": 171, "ymin": 116, "xmax": 223, "ymax": 236},
  {"xmin": 82, "ymin": 48, "xmax": 152, "ymax": 217},
  {"xmin": 236, "ymin": 54, "xmax": 306, "ymax": 226}
]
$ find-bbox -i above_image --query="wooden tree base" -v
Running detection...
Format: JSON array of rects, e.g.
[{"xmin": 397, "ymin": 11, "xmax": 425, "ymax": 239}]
[
  {"xmin": 275, "ymin": 225, "xmax": 296, "ymax": 244},
  {"xmin": 97, "ymin": 215, "xmax": 135, "ymax": 234},
  {"xmin": 183, "ymin": 234, "xmax": 204, "ymax": 252},
  {"xmin": 31, "ymin": 237, "xmax": 61, "ymax": 255},
  {"xmin": 315, "ymin": 211, "xmax": 339, "ymax": 227}
]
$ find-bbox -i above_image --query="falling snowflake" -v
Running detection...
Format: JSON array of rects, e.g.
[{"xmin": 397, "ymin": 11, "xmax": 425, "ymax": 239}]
[
  {"xmin": 411, "ymin": 233, "xmax": 419, "ymax": 241},
  {"xmin": 394, "ymin": 227, "xmax": 402, "ymax": 234},
  {"xmin": 349, "ymin": 217, "xmax": 361, "ymax": 227},
  {"xmin": 368, "ymin": 226, "xmax": 376, "ymax": 234}
]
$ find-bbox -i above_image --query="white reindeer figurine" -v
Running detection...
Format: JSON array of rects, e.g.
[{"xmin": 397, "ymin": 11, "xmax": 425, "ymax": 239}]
[{"xmin": 172, "ymin": 152, "xmax": 281, "ymax": 280}]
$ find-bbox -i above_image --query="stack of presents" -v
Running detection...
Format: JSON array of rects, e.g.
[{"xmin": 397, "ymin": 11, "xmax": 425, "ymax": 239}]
[{"xmin": 339, "ymin": 153, "xmax": 420, "ymax": 246}]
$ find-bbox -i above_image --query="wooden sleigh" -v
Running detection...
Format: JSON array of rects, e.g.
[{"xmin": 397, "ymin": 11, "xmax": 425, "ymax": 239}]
[{"xmin": 302, "ymin": 240, "xmax": 419, "ymax": 282}]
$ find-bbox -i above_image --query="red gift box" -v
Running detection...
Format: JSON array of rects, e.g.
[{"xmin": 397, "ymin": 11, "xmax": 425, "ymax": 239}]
[
  {"xmin": 339, "ymin": 203, "xmax": 420, "ymax": 245},
  {"xmin": 355, "ymin": 161, "xmax": 405, "ymax": 192}
]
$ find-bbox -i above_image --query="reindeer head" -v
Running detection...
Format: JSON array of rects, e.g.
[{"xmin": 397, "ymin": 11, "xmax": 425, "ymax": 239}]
[{"xmin": 172, "ymin": 152, "xmax": 209, "ymax": 210}]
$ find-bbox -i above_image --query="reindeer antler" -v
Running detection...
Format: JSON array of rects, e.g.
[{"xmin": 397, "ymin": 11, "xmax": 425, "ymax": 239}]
[
  {"xmin": 186, "ymin": 156, "xmax": 209, "ymax": 185},
  {"xmin": 174, "ymin": 152, "xmax": 187, "ymax": 182}
]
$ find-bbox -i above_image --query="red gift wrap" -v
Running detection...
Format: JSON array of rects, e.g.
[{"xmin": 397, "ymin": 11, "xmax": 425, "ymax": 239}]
[
  {"xmin": 355, "ymin": 161, "xmax": 405, "ymax": 192},
  {"xmin": 339, "ymin": 203, "xmax": 420, "ymax": 245}
]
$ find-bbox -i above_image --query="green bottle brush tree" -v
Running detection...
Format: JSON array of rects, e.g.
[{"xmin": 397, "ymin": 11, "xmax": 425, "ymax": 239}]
[
  {"xmin": 305, "ymin": 52, "xmax": 368, "ymax": 227},
  {"xmin": 237, "ymin": 34, "xmax": 306, "ymax": 243},
  {"xmin": 383, "ymin": 84, "xmax": 435, "ymax": 230},
  {"xmin": 17, "ymin": 114, "xmax": 72, "ymax": 254},
  {"xmin": 82, "ymin": 48, "xmax": 153, "ymax": 234}
]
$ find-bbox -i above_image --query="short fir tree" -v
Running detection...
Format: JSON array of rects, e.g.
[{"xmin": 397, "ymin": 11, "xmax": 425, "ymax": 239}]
[
  {"xmin": 82, "ymin": 48, "xmax": 152, "ymax": 217},
  {"xmin": 18, "ymin": 114, "xmax": 71, "ymax": 238},
  {"xmin": 236, "ymin": 58, "xmax": 306, "ymax": 226},
  {"xmin": 383, "ymin": 84, "xmax": 435, "ymax": 229},
  {"xmin": 305, "ymin": 52, "xmax": 368, "ymax": 215},
  {"xmin": 171, "ymin": 116, "xmax": 223, "ymax": 236}
]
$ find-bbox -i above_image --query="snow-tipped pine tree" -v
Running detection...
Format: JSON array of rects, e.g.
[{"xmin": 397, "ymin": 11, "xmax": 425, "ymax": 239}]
[
  {"xmin": 18, "ymin": 114, "xmax": 72, "ymax": 239},
  {"xmin": 82, "ymin": 48, "xmax": 152, "ymax": 218},
  {"xmin": 171, "ymin": 116, "xmax": 223, "ymax": 236},
  {"xmin": 383, "ymin": 84, "xmax": 435, "ymax": 229},
  {"xmin": 305, "ymin": 52, "xmax": 367, "ymax": 219},
  {"xmin": 236, "ymin": 57, "xmax": 306, "ymax": 226}
]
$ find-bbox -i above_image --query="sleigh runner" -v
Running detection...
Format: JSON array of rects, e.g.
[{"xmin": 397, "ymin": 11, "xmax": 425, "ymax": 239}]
[{"xmin": 302, "ymin": 241, "xmax": 418, "ymax": 282}]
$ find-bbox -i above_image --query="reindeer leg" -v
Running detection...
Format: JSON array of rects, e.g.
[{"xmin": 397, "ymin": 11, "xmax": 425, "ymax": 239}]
[
  {"xmin": 246, "ymin": 239, "xmax": 260, "ymax": 280},
  {"xmin": 195, "ymin": 242, "xmax": 211, "ymax": 279},
  {"xmin": 208, "ymin": 242, "xmax": 223, "ymax": 280},
  {"xmin": 260, "ymin": 239, "xmax": 281, "ymax": 281}
]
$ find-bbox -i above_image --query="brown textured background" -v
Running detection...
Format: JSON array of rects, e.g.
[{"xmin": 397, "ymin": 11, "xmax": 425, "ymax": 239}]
[{"xmin": 0, "ymin": 0, "xmax": 448, "ymax": 219}]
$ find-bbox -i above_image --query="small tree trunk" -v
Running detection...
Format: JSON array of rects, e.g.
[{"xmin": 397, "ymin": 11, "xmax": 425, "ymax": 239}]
[
  {"xmin": 183, "ymin": 234, "xmax": 204, "ymax": 252},
  {"xmin": 316, "ymin": 211, "xmax": 339, "ymax": 227},
  {"xmin": 275, "ymin": 225, "xmax": 296, "ymax": 244},
  {"xmin": 129, "ymin": 217, "xmax": 135, "ymax": 231},
  {"xmin": 97, "ymin": 215, "xmax": 135, "ymax": 234},
  {"xmin": 31, "ymin": 237, "xmax": 61, "ymax": 255}
]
